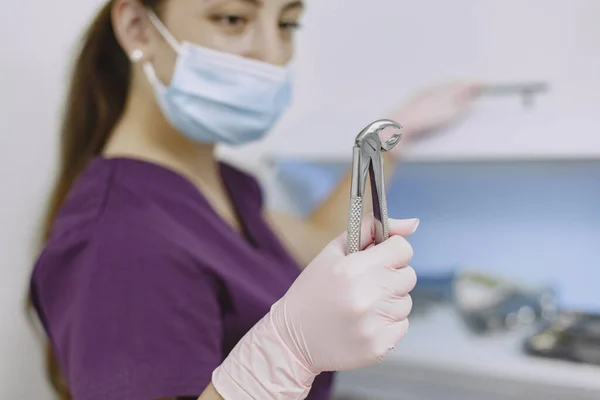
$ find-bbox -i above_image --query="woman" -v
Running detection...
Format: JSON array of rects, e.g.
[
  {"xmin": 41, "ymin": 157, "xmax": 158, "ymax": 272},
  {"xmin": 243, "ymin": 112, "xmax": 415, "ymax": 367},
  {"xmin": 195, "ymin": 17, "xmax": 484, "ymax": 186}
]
[{"xmin": 29, "ymin": 0, "xmax": 478, "ymax": 399}]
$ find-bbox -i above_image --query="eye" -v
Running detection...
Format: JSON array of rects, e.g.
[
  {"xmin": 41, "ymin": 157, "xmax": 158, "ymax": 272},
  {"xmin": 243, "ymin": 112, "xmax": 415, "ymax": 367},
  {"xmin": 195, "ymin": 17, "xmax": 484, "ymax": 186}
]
[
  {"xmin": 279, "ymin": 21, "xmax": 302, "ymax": 32},
  {"xmin": 212, "ymin": 14, "xmax": 248, "ymax": 28}
]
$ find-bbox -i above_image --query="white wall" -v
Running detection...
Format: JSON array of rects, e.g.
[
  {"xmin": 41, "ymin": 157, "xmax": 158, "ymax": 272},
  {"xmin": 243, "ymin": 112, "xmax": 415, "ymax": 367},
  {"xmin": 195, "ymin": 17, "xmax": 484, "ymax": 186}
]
[
  {"xmin": 1, "ymin": 0, "xmax": 599, "ymax": 397},
  {"xmin": 1, "ymin": 0, "xmax": 105, "ymax": 397}
]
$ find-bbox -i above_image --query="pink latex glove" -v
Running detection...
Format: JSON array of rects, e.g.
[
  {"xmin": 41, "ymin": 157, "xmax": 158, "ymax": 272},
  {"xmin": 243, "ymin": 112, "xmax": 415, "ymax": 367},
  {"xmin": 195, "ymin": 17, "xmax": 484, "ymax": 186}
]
[
  {"xmin": 212, "ymin": 215, "xmax": 419, "ymax": 399},
  {"xmin": 381, "ymin": 82, "xmax": 482, "ymax": 157}
]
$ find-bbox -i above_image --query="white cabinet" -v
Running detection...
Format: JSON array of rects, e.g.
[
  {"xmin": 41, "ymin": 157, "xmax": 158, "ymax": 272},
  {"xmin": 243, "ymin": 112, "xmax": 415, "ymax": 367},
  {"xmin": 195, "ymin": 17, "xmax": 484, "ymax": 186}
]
[
  {"xmin": 252, "ymin": 98, "xmax": 600, "ymax": 163},
  {"xmin": 220, "ymin": 0, "xmax": 600, "ymax": 166}
]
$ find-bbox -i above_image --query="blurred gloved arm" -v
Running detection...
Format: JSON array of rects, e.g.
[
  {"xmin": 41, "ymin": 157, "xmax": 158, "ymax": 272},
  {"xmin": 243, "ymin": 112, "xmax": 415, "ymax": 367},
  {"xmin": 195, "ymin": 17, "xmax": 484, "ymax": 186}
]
[
  {"xmin": 386, "ymin": 82, "xmax": 482, "ymax": 147},
  {"xmin": 267, "ymin": 82, "xmax": 480, "ymax": 268}
]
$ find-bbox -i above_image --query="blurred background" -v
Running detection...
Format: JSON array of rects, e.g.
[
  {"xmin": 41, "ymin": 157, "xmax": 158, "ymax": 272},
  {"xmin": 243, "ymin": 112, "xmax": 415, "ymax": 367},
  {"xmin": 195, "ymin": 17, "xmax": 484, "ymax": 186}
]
[{"xmin": 2, "ymin": 0, "xmax": 600, "ymax": 399}]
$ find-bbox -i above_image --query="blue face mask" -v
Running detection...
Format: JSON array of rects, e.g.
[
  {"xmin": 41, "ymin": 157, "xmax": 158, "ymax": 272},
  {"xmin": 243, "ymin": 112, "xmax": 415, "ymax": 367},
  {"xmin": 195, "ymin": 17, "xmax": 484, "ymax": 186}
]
[{"xmin": 142, "ymin": 11, "xmax": 293, "ymax": 146}]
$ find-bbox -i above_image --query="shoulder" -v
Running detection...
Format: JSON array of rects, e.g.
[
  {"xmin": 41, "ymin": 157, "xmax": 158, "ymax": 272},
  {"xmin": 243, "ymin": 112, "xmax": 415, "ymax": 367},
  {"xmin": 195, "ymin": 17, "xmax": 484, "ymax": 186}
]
[
  {"xmin": 47, "ymin": 157, "xmax": 220, "ymax": 257},
  {"xmin": 32, "ymin": 214, "xmax": 212, "ymax": 315},
  {"xmin": 47, "ymin": 157, "xmax": 159, "ymax": 239},
  {"xmin": 32, "ymin": 159, "xmax": 223, "ymax": 319},
  {"xmin": 31, "ymin": 217, "xmax": 224, "ymax": 399},
  {"xmin": 29, "ymin": 158, "xmax": 236, "ymax": 398}
]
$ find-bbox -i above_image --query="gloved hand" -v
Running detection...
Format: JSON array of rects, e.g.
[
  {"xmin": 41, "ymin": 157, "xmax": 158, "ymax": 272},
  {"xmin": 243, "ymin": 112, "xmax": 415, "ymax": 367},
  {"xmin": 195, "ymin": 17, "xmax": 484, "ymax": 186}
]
[
  {"xmin": 382, "ymin": 82, "xmax": 482, "ymax": 158},
  {"xmin": 212, "ymin": 215, "xmax": 419, "ymax": 399}
]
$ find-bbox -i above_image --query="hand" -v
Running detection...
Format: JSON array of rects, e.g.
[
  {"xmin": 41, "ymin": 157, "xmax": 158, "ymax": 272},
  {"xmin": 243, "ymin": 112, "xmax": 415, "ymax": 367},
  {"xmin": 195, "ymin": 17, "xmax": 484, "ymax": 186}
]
[
  {"xmin": 386, "ymin": 82, "xmax": 482, "ymax": 146},
  {"xmin": 275, "ymin": 215, "xmax": 419, "ymax": 372},
  {"xmin": 212, "ymin": 214, "xmax": 419, "ymax": 399}
]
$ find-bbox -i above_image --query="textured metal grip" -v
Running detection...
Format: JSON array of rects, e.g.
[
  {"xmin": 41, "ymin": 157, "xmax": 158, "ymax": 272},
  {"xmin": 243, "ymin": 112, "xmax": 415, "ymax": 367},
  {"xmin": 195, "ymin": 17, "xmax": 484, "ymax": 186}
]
[
  {"xmin": 380, "ymin": 183, "xmax": 390, "ymax": 242},
  {"xmin": 347, "ymin": 195, "xmax": 363, "ymax": 254}
]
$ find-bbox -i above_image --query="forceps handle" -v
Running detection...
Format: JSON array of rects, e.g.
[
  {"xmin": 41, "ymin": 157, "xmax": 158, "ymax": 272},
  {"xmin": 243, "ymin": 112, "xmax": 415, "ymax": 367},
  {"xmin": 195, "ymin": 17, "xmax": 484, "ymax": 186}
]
[
  {"xmin": 347, "ymin": 195, "xmax": 364, "ymax": 254},
  {"xmin": 378, "ymin": 178, "xmax": 390, "ymax": 243},
  {"xmin": 346, "ymin": 188, "xmax": 390, "ymax": 254}
]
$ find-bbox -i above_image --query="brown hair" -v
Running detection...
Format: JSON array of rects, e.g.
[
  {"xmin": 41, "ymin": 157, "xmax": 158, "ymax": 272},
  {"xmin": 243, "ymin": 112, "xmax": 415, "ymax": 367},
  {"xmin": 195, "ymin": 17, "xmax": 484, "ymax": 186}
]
[{"xmin": 31, "ymin": 1, "xmax": 163, "ymax": 398}]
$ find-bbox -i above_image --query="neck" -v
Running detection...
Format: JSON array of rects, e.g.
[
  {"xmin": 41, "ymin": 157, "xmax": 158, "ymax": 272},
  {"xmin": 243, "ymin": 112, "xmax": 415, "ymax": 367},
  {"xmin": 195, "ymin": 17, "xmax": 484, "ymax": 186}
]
[{"xmin": 103, "ymin": 89, "xmax": 220, "ymax": 187}]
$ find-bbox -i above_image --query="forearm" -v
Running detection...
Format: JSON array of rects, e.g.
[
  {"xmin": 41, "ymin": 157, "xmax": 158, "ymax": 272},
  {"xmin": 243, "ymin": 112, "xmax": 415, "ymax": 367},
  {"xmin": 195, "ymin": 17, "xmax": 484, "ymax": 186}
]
[
  {"xmin": 197, "ymin": 383, "xmax": 224, "ymax": 400},
  {"xmin": 211, "ymin": 302, "xmax": 316, "ymax": 400},
  {"xmin": 198, "ymin": 382, "xmax": 225, "ymax": 400}
]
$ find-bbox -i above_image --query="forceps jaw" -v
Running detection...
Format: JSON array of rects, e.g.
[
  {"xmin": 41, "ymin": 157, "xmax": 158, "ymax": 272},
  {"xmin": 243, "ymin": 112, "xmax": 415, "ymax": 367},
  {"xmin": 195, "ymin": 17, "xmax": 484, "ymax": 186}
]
[
  {"xmin": 355, "ymin": 118, "xmax": 403, "ymax": 151},
  {"xmin": 350, "ymin": 119, "xmax": 403, "ymax": 198}
]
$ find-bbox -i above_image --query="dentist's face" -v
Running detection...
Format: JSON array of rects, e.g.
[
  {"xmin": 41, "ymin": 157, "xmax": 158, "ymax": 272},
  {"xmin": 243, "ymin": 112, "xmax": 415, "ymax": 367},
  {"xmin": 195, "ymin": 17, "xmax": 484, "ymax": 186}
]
[
  {"xmin": 161, "ymin": 0, "xmax": 304, "ymax": 65},
  {"xmin": 113, "ymin": 0, "xmax": 304, "ymax": 86}
]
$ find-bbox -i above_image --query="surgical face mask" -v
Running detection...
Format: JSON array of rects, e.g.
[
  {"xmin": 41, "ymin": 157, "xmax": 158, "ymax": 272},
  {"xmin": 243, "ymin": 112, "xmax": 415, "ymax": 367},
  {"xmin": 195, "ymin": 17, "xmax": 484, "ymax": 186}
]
[{"xmin": 141, "ymin": 11, "xmax": 293, "ymax": 146}]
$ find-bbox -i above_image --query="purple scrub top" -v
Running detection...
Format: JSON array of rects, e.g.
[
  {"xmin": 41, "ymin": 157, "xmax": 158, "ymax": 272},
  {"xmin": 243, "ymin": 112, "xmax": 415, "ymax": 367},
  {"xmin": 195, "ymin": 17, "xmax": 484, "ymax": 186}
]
[{"xmin": 30, "ymin": 157, "xmax": 334, "ymax": 400}]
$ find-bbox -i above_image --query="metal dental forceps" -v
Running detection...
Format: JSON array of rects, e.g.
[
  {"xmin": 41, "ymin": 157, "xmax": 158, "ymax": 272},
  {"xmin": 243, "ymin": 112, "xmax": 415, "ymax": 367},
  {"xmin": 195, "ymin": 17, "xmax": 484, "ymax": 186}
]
[{"xmin": 347, "ymin": 119, "xmax": 403, "ymax": 254}]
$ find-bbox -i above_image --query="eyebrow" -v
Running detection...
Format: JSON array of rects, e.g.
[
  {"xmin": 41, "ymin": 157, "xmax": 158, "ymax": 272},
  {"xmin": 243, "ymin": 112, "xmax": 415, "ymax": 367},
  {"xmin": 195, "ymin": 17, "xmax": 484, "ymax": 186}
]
[
  {"xmin": 236, "ymin": 0, "xmax": 304, "ymax": 11},
  {"xmin": 282, "ymin": 0, "xmax": 304, "ymax": 11}
]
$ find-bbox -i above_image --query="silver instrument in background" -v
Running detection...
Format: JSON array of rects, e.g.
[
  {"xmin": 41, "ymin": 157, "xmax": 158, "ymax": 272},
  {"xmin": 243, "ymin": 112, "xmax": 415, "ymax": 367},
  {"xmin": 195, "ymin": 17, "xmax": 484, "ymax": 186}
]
[
  {"xmin": 346, "ymin": 119, "xmax": 402, "ymax": 254},
  {"xmin": 478, "ymin": 81, "xmax": 550, "ymax": 109}
]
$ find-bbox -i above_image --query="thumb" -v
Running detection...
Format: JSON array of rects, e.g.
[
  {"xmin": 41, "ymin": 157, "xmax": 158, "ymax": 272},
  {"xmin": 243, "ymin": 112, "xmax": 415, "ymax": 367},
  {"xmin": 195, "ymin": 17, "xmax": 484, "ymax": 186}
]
[
  {"xmin": 333, "ymin": 213, "xmax": 420, "ymax": 253},
  {"xmin": 388, "ymin": 217, "xmax": 420, "ymax": 238}
]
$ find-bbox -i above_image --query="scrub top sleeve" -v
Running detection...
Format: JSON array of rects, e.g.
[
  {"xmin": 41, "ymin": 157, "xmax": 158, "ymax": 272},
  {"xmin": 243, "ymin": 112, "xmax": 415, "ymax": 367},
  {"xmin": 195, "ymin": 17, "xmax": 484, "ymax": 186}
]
[{"xmin": 32, "ymin": 224, "xmax": 225, "ymax": 400}]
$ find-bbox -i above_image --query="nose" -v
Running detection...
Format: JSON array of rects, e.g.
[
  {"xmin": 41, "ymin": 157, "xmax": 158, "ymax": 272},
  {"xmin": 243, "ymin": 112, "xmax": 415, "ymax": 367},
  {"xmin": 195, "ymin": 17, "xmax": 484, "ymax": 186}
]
[{"xmin": 242, "ymin": 23, "xmax": 287, "ymax": 66}]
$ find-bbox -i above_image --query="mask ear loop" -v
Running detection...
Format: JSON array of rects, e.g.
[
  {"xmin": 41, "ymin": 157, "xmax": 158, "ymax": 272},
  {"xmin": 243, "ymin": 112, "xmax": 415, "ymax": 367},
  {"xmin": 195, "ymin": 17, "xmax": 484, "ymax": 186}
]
[
  {"xmin": 146, "ymin": 9, "xmax": 183, "ymax": 55},
  {"xmin": 139, "ymin": 9, "xmax": 185, "ymax": 89},
  {"xmin": 129, "ymin": 48, "xmax": 161, "ymax": 90}
]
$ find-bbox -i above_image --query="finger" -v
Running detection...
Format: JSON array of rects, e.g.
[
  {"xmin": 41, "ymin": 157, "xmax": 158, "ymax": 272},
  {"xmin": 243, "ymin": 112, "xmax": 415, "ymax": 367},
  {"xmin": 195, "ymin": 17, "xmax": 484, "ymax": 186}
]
[
  {"xmin": 362, "ymin": 217, "xmax": 419, "ymax": 252},
  {"xmin": 357, "ymin": 212, "xmax": 380, "ymax": 251},
  {"xmin": 469, "ymin": 82, "xmax": 484, "ymax": 94},
  {"xmin": 382, "ymin": 266, "xmax": 418, "ymax": 296},
  {"xmin": 332, "ymin": 214, "xmax": 419, "ymax": 255},
  {"xmin": 362, "ymin": 235, "xmax": 414, "ymax": 269},
  {"xmin": 385, "ymin": 319, "xmax": 410, "ymax": 350},
  {"xmin": 377, "ymin": 294, "xmax": 413, "ymax": 322},
  {"xmin": 361, "ymin": 216, "xmax": 419, "ymax": 251},
  {"xmin": 460, "ymin": 82, "xmax": 485, "ymax": 100},
  {"xmin": 373, "ymin": 319, "xmax": 410, "ymax": 362}
]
